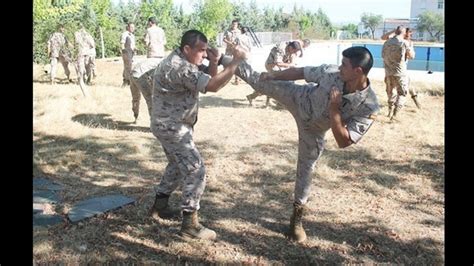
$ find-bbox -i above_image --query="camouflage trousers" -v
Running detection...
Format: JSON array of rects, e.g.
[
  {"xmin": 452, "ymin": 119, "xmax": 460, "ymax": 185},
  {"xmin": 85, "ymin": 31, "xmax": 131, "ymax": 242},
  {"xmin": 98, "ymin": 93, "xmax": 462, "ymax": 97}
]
[
  {"xmin": 384, "ymin": 75, "xmax": 410, "ymax": 109},
  {"xmin": 254, "ymin": 79, "xmax": 325, "ymax": 205},
  {"xmin": 50, "ymin": 55, "xmax": 71, "ymax": 81},
  {"xmin": 151, "ymin": 123, "xmax": 206, "ymax": 212},
  {"xmin": 77, "ymin": 55, "xmax": 95, "ymax": 82},
  {"xmin": 129, "ymin": 72, "xmax": 153, "ymax": 119},
  {"xmin": 121, "ymin": 49, "xmax": 133, "ymax": 82},
  {"xmin": 232, "ymin": 58, "xmax": 326, "ymax": 205}
]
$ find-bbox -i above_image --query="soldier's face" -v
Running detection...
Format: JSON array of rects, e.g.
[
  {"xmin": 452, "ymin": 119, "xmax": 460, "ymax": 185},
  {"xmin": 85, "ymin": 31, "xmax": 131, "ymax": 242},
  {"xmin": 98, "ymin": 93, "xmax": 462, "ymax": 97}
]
[
  {"xmin": 339, "ymin": 57, "xmax": 358, "ymax": 82},
  {"xmin": 184, "ymin": 40, "xmax": 208, "ymax": 65}
]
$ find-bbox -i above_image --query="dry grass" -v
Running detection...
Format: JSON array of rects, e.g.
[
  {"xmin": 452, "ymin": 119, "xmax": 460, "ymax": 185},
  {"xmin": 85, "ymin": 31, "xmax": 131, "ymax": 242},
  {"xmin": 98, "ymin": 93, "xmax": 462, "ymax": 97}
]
[{"xmin": 33, "ymin": 57, "xmax": 444, "ymax": 264}]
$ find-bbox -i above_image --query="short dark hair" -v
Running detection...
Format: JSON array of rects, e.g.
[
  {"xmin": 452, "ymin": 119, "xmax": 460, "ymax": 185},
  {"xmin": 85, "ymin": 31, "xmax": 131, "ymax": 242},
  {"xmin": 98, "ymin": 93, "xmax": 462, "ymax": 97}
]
[
  {"xmin": 231, "ymin": 19, "xmax": 239, "ymax": 24},
  {"xmin": 288, "ymin": 41, "xmax": 303, "ymax": 56},
  {"xmin": 342, "ymin": 46, "xmax": 373, "ymax": 75},
  {"xmin": 395, "ymin": 25, "xmax": 404, "ymax": 35},
  {"xmin": 180, "ymin": 29, "xmax": 208, "ymax": 50},
  {"xmin": 241, "ymin": 26, "xmax": 248, "ymax": 34},
  {"xmin": 148, "ymin": 17, "xmax": 156, "ymax": 24}
]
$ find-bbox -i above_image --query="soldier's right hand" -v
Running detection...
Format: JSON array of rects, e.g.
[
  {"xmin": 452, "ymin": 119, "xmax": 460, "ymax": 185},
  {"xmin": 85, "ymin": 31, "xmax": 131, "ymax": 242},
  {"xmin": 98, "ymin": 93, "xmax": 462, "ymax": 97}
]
[{"xmin": 232, "ymin": 45, "xmax": 248, "ymax": 60}]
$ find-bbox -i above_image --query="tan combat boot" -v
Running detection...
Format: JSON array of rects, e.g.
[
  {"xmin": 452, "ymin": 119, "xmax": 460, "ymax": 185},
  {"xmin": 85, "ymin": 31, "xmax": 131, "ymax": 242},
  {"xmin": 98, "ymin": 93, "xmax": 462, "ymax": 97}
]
[
  {"xmin": 179, "ymin": 211, "xmax": 217, "ymax": 240},
  {"xmin": 149, "ymin": 194, "xmax": 181, "ymax": 220},
  {"xmin": 288, "ymin": 203, "xmax": 307, "ymax": 243},
  {"xmin": 412, "ymin": 95, "xmax": 421, "ymax": 109}
]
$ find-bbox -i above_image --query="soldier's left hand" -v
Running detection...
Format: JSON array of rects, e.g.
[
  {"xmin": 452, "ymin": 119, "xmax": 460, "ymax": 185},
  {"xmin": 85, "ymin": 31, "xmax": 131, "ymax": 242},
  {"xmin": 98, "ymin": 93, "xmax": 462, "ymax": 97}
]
[{"xmin": 206, "ymin": 47, "xmax": 220, "ymax": 64}]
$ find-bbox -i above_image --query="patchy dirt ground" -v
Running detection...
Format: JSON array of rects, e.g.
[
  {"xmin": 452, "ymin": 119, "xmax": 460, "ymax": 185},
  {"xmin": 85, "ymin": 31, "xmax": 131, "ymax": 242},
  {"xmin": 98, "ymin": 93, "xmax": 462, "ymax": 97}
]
[{"xmin": 33, "ymin": 57, "xmax": 444, "ymax": 264}]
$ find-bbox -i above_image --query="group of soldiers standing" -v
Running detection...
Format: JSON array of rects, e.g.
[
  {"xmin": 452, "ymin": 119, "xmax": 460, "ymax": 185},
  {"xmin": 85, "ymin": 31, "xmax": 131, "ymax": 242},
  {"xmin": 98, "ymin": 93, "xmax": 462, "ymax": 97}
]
[{"xmin": 47, "ymin": 23, "xmax": 96, "ymax": 86}]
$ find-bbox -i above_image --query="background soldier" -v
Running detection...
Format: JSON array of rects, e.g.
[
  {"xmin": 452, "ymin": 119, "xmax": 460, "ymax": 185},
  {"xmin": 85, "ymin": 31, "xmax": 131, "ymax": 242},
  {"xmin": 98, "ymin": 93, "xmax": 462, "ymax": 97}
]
[
  {"xmin": 144, "ymin": 17, "xmax": 166, "ymax": 59},
  {"xmin": 223, "ymin": 19, "xmax": 241, "ymax": 85},
  {"xmin": 74, "ymin": 24, "xmax": 96, "ymax": 85},
  {"xmin": 128, "ymin": 57, "xmax": 162, "ymax": 123},
  {"xmin": 246, "ymin": 41, "xmax": 301, "ymax": 107},
  {"xmin": 47, "ymin": 24, "xmax": 72, "ymax": 85},
  {"xmin": 381, "ymin": 26, "xmax": 415, "ymax": 120},
  {"xmin": 121, "ymin": 22, "xmax": 136, "ymax": 87}
]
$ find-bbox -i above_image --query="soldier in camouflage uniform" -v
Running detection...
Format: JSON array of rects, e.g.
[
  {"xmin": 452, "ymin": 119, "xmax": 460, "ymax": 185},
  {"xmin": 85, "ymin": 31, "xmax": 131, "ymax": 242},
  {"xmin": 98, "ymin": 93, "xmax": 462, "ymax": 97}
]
[
  {"xmin": 149, "ymin": 30, "xmax": 247, "ymax": 241},
  {"xmin": 75, "ymin": 25, "xmax": 96, "ymax": 85},
  {"xmin": 222, "ymin": 46, "xmax": 379, "ymax": 243},
  {"xmin": 47, "ymin": 24, "xmax": 72, "ymax": 85},
  {"xmin": 223, "ymin": 19, "xmax": 241, "ymax": 85},
  {"xmin": 403, "ymin": 28, "xmax": 421, "ymax": 109},
  {"xmin": 144, "ymin": 17, "xmax": 167, "ymax": 59},
  {"xmin": 121, "ymin": 22, "xmax": 136, "ymax": 87},
  {"xmin": 381, "ymin": 26, "xmax": 415, "ymax": 120},
  {"xmin": 246, "ymin": 41, "xmax": 302, "ymax": 107},
  {"xmin": 128, "ymin": 57, "xmax": 162, "ymax": 123}
]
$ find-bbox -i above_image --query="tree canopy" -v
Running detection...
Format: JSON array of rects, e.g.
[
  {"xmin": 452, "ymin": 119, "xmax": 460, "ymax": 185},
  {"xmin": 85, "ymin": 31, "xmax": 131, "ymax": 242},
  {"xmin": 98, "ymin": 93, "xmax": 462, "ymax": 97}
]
[{"xmin": 33, "ymin": 0, "xmax": 336, "ymax": 63}]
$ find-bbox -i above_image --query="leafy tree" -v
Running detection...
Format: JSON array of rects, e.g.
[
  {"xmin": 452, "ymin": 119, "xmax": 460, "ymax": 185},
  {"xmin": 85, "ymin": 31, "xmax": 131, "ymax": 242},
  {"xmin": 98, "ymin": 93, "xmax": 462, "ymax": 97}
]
[
  {"xmin": 291, "ymin": 5, "xmax": 311, "ymax": 38},
  {"xmin": 361, "ymin": 13, "xmax": 383, "ymax": 39},
  {"xmin": 232, "ymin": 0, "xmax": 264, "ymax": 31},
  {"xmin": 193, "ymin": 0, "xmax": 233, "ymax": 45},
  {"xmin": 341, "ymin": 23, "xmax": 358, "ymax": 39},
  {"xmin": 416, "ymin": 11, "xmax": 444, "ymax": 42}
]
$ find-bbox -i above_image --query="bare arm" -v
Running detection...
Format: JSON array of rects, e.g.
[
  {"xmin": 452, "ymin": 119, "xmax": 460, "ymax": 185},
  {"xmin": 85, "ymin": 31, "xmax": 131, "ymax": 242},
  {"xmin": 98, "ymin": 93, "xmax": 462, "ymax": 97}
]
[
  {"xmin": 329, "ymin": 87, "xmax": 353, "ymax": 148},
  {"xmin": 381, "ymin": 29, "xmax": 396, "ymax": 40}
]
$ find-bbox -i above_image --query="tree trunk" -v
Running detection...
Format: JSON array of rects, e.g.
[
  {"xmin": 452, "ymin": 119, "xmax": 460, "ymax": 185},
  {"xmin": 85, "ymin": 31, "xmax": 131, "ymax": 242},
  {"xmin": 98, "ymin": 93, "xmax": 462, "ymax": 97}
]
[{"xmin": 99, "ymin": 27, "xmax": 105, "ymax": 59}]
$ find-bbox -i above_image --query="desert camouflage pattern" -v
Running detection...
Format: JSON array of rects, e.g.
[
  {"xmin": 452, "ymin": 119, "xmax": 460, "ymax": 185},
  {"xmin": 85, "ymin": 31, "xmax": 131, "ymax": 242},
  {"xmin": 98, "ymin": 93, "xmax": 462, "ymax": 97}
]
[
  {"xmin": 121, "ymin": 31, "xmax": 136, "ymax": 82},
  {"xmin": 75, "ymin": 29, "xmax": 96, "ymax": 82},
  {"xmin": 151, "ymin": 48, "xmax": 211, "ymax": 212},
  {"xmin": 47, "ymin": 32, "xmax": 71, "ymax": 81},
  {"xmin": 48, "ymin": 32, "xmax": 68, "ymax": 58},
  {"xmin": 229, "ymin": 58, "xmax": 379, "ymax": 205},
  {"xmin": 129, "ymin": 58, "xmax": 162, "ymax": 118},
  {"xmin": 382, "ymin": 36, "xmax": 408, "ymax": 77},
  {"xmin": 144, "ymin": 25, "xmax": 166, "ymax": 58},
  {"xmin": 224, "ymin": 28, "xmax": 241, "ymax": 55},
  {"xmin": 265, "ymin": 41, "xmax": 293, "ymax": 71},
  {"xmin": 382, "ymin": 36, "xmax": 410, "ymax": 108}
]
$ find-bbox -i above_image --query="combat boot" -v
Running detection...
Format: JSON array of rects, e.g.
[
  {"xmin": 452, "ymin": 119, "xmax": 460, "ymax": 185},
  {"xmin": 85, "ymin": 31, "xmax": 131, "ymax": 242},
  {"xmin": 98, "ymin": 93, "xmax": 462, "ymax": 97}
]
[
  {"xmin": 179, "ymin": 211, "xmax": 217, "ymax": 240},
  {"xmin": 288, "ymin": 203, "xmax": 307, "ymax": 243},
  {"xmin": 133, "ymin": 113, "xmax": 139, "ymax": 124},
  {"xmin": 387, "ymin": 105, "xmax": 393, "ymax": 117},
  {"xmin": 149, "ymin": 193, "xmax": 181, "ymax": 220},
  {"xmin": 246, "ymin": 95, "xmax": 253, "ymax": 106},
  {"xmin": 390, "ymin": 106, "xmax": 401, "ymax": 121},
  {"xmin": 412, "ymin": 95, "xmax": 421, "ymax": 109}
]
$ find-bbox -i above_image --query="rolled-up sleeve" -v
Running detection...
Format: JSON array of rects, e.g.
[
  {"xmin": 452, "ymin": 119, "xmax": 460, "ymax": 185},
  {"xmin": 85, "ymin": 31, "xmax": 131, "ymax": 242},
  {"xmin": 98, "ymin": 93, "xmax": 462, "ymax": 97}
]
[{"xmin": 345, "ymin": 116, "xmax": 375, "ymax": 144}]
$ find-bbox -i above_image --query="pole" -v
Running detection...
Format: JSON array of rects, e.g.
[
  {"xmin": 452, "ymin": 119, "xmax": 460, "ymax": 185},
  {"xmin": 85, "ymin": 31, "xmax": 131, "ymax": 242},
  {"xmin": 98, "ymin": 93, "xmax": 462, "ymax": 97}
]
[{"xmin": 99, "ymin": 27, "xmax": 105, "ymax": 59}]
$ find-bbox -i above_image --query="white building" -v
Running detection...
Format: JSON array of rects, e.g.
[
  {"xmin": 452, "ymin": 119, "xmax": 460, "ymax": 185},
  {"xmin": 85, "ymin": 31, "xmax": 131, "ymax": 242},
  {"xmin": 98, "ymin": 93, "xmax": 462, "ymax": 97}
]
[
  {"xmin": 374, "ymin": 0, "xmax": 444, "ymax": 41},
  {"xmin": 410, "ymin": 0, "xmax": 444, "ymax": 41}
]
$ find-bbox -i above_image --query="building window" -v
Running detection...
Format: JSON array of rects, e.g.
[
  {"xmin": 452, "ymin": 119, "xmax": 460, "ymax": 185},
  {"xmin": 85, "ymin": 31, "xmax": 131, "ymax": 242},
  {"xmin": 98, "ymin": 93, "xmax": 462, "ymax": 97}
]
[{"xmin": 438, "ymin": 0, "xmax": 444, "ymax": 9}]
